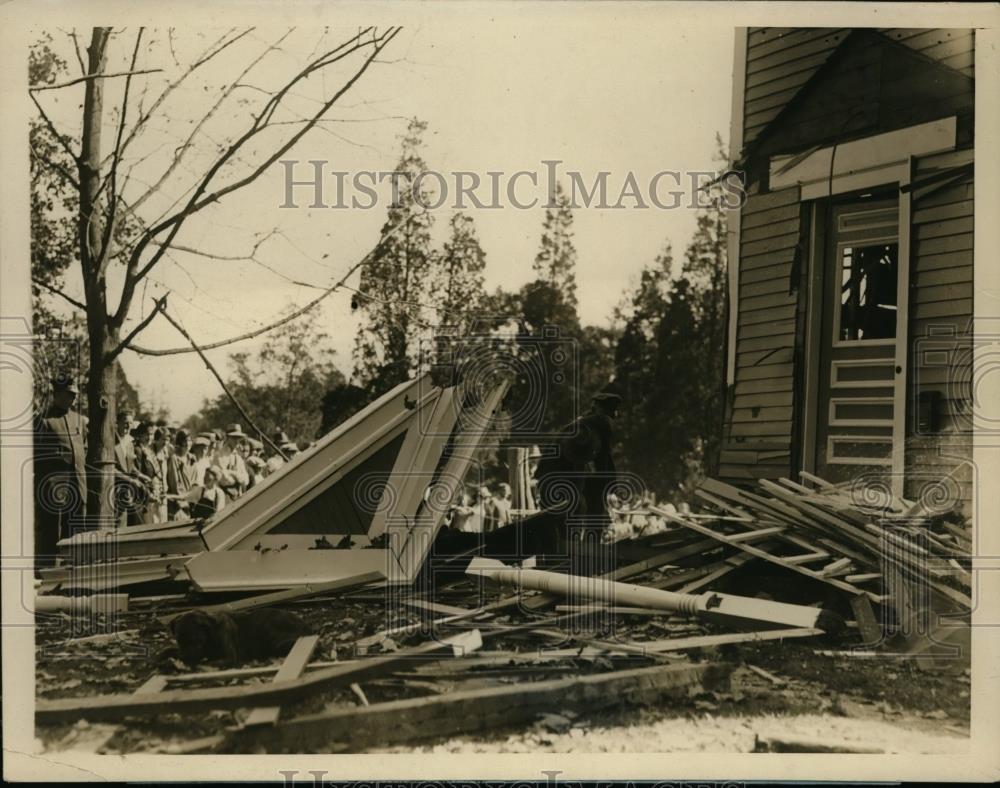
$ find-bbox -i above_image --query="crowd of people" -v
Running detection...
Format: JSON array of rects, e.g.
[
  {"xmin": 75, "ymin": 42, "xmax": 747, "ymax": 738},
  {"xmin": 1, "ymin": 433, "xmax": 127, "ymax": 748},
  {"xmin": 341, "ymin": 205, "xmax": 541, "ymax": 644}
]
[
  {"xmin": 443, "ymin": 482, "xmax": 515, "ymax": 534},
  {"xmin": 113, "ymin": 415, "xmax": 306, "ymax": 526},
  {"xmin": 34, "ymin": 373, "xmax": 640, "ymax": 570}
]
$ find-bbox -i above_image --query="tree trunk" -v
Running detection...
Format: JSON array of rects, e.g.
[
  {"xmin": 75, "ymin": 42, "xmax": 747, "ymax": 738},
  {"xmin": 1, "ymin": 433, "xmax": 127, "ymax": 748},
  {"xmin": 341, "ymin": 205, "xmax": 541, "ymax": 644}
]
[
  {"xmin": 85, "ymin": 327, "xmax": 120, "ymax": 526},
  {"xmin": 79, "ymin": 27, "xmax": 114, "ymax": 527}
]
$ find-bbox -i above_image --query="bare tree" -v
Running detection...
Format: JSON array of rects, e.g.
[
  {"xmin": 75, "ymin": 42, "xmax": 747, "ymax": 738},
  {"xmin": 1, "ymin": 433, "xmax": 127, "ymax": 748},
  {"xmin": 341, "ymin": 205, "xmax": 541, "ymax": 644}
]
[{"xmin": 30, "ymin": 26, "xmax": 401, "ymax": 526}]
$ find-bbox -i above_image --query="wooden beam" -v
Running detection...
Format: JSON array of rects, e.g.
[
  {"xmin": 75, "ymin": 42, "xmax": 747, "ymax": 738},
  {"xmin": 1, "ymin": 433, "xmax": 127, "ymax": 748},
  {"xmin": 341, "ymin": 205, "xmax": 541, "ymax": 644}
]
[
  {"xmin": 36, "ymin": 629, "xmax": 480, "ymax": 724},
  {"xmin": 640, "ymin": 627, "xmax": 823, "ymax": 652},
  {"xmin": 243, "ymin": 635, "xmax": 320, "ymax": 728},
  {"xmin": 233, "ymin": 661, "xmax": 713, "ymax": 752},
  {"xmin": 652, "ymin": 507, "xmax": 881, "ymax": 603},
  {"xmin": 38, "ymin": 612, "xmax": 587, "ymax": 724},
  {"xmin": 159, "ymin": 570, "xmax": 384, "ymax": 626}
]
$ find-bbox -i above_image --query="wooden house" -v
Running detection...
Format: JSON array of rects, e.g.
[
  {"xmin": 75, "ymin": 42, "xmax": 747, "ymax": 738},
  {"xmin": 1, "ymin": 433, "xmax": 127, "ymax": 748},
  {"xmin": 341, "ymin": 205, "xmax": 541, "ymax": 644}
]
[{"xmin": 722, "ymin": 28, "xmax": 975, "ymax": 510}]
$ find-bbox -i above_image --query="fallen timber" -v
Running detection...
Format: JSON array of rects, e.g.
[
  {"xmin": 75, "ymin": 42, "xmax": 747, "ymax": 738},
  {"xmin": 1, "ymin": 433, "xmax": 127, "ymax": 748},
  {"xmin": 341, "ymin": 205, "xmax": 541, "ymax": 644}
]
[
  {"xmin": 466, "ymin": 558, "xmax": 843, "ymax": 632},
  {"xmin": 35, "ymin": 464, "xmax": 972, "ymax": 749},
  {"xmin": 36, "ymin": 611, "xmax": 594, "ymax": 724},
  {"xmin": 232, "ymin": 661, "xmax": 717, "ymax": 752}
]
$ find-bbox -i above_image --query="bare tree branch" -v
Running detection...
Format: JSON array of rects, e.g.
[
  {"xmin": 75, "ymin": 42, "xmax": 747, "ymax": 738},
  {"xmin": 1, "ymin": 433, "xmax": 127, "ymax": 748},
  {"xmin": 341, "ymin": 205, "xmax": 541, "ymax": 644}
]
[
  {"xmin": 107, "ymin": 27, "xmax": 254, "ymax": 169},
  {"xmin": 160, "ymin": 306, "xmax": 288, "ymax": 460},
  {"xmin": 30, "ymin": 68, "xmax": 163, "ymax": 91},
  {"xmin": 28, "ymin": 90, "xmax": 78, "ymax": 164},
  {"xmin": 96, "ymin": 27, "xmax": 145, "ymax": 274},
  {"xmin": 150, "ymin": 229, "xmax": 277, "ymax": 261},
  {"xmin": 32, "ymin": 277, "xmax": 87, "ymax": 311},
  {"xmin": 29, "ymin": 137, "xmax": 80, "ymax": 189},
  {"xmin": 64, "ymin": 29, "xmax": 87, "ymax": 74},
  {"xmin": 107, "ymin": 293, "xmax": 168, "ymax": 363},
  {"xmin": 116, "ymin": 26, "xmax": 400, "ymax": 325},
  {"xmin": 128, "ymin": 29, "xmax": 291, "ymax": 214},
  {"xmin": 125, "ymin": 210, "xmax": 415, "ymax": 356}
]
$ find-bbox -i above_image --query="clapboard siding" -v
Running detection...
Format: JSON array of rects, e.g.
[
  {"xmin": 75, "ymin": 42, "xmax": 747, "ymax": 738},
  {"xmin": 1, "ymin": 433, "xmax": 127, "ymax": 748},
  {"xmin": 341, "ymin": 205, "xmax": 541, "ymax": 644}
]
[
  {"xmin": 743, "ymin": 28, "xmax": 975, "ymax": 148},
  {"xmin": 725, "ymin": 29, "xmax": 974, "ymax": 503},
  {"xmin": 722, "ymin": 185, "xmax": 801, "ymax": 478},
  {"xmin": 905, "ymin": 172, "xmax": 973, "ymax": 510}
]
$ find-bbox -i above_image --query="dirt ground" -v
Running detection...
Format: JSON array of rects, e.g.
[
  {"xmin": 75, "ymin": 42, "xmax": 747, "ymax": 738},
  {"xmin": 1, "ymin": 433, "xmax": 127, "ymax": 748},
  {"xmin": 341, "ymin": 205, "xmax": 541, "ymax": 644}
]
[{"xmin": 35, "ymin": 587, "xmax": 970, "ymax": 755}]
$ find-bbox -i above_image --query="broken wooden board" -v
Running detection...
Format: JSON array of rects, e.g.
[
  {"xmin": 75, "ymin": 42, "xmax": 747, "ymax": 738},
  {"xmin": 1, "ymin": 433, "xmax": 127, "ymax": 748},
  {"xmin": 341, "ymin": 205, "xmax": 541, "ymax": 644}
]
[
  {"xmin": 243, "ymin": 635, "xmax": 320, "ymax": 728},
  {"xmin": 468, "ymin": 558, "xmax": 843, "ymax": 632},
  {"xmin": 159, "ymin": 570, "xmax": 384, "ymax": 625},
  {"xmin": 58, "ymin": 521, "xmax": 205, "ymax": 561},
  {"xmin": 172, "ymin": 373, "xmax": 510, "ymax": 591},
  {"xmin": 233, "ymin": 661, "xmax": 714, "ymax": 752},
  {"xmin": 651, "ymin": 506, "xmax": 882, "ymax": 604},
  {"xmin": 37, "ymin": 555, "xmax": 191, "ymax": 593},
  {"xmin": 35, "ymin": 629, "xmax": 483, "ymax": 724},
  {"xmin": 639, "ymin": 627, "xmax": 823, "ymax": 652},
  {"xmin": 184, "ymin": 549, "xmax": 389, "ymax": 593}
]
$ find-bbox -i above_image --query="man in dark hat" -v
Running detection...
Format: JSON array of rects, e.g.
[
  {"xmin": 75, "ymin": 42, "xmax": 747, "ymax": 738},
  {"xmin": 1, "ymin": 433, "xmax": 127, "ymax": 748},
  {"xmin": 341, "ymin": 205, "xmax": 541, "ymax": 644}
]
[
  {"xmin": 534, "ymin": 383, "xmax": 622, "ymax": 527},
  {"xmin": 33, "ymin": 374, "xmax": 88, "ymax": 568}
]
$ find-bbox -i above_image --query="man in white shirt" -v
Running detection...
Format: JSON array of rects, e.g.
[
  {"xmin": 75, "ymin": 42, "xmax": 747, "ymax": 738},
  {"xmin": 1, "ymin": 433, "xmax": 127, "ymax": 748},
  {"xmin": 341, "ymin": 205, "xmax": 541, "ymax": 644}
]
[
  {"xmin": 214, "ymin": 423, "xmax": 250, "ymax": 499},
  {"xmin": 190, "ymin": 436, "xmax": 212, "ymax": 487}
]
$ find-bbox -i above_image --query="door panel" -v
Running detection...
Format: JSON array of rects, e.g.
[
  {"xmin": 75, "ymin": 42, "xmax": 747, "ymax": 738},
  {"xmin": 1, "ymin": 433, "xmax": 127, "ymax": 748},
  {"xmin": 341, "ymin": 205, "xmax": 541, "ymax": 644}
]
[{"xmin": 815, "ymin": 198, "xmax": 903, "ymax": 483}]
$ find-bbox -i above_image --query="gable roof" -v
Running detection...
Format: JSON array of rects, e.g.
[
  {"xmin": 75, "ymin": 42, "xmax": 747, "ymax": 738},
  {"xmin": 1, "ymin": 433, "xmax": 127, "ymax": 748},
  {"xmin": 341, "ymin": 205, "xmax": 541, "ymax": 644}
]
[{"xmin": 742, "ymin": 29, "xmax": 975, "ymax": 167}]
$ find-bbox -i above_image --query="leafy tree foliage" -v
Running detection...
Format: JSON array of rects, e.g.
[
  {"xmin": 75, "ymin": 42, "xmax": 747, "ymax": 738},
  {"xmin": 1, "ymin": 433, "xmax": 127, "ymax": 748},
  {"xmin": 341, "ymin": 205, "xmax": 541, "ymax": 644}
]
[
  {"xmin": 186, "ymin": 311, "xmax": 345, "ymax": 443},
  {"xmin": 353, "ymin": 118, "xmax": 436, "ymax": 392}
]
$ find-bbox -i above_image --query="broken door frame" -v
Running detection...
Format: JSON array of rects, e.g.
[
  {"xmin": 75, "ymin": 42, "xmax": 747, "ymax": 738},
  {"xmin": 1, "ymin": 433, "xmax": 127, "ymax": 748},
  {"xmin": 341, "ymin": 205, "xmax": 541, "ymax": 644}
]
[{"xmin": 778, "ymin": 120, "xmax": 958, "ymax": 497}]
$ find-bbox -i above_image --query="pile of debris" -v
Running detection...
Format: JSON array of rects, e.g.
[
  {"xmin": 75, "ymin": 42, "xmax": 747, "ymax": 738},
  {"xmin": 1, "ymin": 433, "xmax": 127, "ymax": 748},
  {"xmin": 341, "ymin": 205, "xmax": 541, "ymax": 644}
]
[{"xmin": 34, "ymin": 466, "xmax": 972, "ymax": 754}]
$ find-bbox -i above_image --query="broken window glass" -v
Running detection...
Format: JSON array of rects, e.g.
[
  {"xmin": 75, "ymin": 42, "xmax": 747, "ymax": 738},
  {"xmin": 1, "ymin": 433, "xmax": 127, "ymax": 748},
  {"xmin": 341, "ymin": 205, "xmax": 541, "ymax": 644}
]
[{"xmin": 839, "ymin": 242, "xmax": 898, "ymax": 341}]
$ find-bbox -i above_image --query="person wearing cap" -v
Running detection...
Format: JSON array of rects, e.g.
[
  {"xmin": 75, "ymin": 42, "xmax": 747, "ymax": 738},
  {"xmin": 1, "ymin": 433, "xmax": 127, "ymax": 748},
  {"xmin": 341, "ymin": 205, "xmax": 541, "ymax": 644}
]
[
  {"xmin": 33, "ymin": 374, "xmax": 88, "ymax": 567},
  {"xmin": 534, "ymin": 383, "xmax": 622, "ymax": 527},
  {"xmin": 213, "ymin": 423, "xmax": 250, "ymax": 499}
]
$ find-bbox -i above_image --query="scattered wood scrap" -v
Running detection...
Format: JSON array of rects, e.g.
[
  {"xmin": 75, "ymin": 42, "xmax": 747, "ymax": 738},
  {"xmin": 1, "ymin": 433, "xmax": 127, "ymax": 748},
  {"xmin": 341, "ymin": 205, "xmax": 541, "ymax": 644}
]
[{"xmin": 33, "ymin": 468, "xmax": 970, "ymax": 754}]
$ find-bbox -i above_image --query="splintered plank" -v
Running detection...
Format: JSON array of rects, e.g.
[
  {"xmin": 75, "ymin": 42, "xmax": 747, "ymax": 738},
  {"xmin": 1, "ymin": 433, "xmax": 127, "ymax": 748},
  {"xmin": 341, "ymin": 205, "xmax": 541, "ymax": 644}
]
[
  {"xmin": 234, "ymin": 662, "xmax": 712, "ymax": 752},
  {"xmin": 159, "ymin": 570, "xmax": 385, "ymax": 626},
  {"xmin": 651, "ymin": 507, "xmax": 881, "ymax": 603},
  {"xmin": 676, "ymin": 554, "xmax": 754, "ymax": 593},
  {"xmin": 243, "ymin": 635, "xmax": 320, "ymax": 728},
  {"xmin": 614, "ymin": 627, "xmax": 823, "ymax": 653},
  {"xmin": 36, "ymin": 630, "xmax": 480, "ymax": 724}
]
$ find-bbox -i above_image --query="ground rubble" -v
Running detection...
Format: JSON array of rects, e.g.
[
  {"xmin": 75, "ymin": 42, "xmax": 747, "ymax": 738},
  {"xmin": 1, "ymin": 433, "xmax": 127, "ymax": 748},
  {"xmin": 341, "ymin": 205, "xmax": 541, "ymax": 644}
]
[{"xmin": 34, "ymin": 473, "xmax": 972, "ymax": 755}]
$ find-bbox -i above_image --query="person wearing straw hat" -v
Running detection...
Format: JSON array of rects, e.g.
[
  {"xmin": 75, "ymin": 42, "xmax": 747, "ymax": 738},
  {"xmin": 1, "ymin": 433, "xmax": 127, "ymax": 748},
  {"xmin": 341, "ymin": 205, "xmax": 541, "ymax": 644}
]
[
  {"xmin": 213, "ymin": 423, "xmax": 249, "ymax": 498},
  {"xmin": 33, "ymin": 374, "xmax": 88, "ymax": 567},
  {"xmin": 263, "ymin": 429, "xmax": 288, "ymax": 474}
]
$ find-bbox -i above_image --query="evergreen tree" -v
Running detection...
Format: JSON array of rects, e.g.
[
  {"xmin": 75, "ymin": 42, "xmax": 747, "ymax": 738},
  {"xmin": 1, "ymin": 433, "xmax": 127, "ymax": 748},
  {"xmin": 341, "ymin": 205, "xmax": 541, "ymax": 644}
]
[
  {"xmin": 532, "ymin": 180, "xmax": 578, "ymax": 309},
  {"xmin": 433, "ymin": 211, "xmax": 487, "ymax": 332},
  {"xmin": 680, "ymin": 152, "xmax": 728, "ymax": 479},
  {"xmin": 613, "ymin": 245, "xmax": 675, "ymax": 490},
  {"xmin": 353, "ymin": 118, "xmax": 435, "ymax": 393},
  {"xmin": 611, "ymin": 137, "xmax": 730, "ymax": 499}
]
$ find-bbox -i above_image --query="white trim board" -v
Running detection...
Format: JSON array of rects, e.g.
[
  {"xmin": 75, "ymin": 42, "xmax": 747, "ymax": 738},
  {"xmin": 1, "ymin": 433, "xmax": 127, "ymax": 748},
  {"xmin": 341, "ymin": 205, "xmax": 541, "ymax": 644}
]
[
  {"xmin": 725, "ymin": 28, "xmax": 748, "ymax": 391},
  {"xmin": 770, "ymin": 117, "xmax": 956, "ymax": 200}
]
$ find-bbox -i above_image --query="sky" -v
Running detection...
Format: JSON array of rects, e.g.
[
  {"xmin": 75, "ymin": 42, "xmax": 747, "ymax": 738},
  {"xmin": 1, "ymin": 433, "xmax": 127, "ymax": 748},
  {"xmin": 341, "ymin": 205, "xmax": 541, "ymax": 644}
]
[{"xmin": 37, "ymin": 17, "xmax": 735, "ymax": 421}]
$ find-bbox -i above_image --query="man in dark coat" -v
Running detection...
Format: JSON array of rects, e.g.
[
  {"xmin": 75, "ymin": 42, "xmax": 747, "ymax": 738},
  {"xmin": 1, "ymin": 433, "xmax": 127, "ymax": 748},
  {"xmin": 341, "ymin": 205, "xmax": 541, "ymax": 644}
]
[
  {"xmin": 33, "ymin": 374, "xmax": 87, "ymax": 568},
  {"xmin": 534, "ymin": 386, "xmax": 622, "ymax": 526}
]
